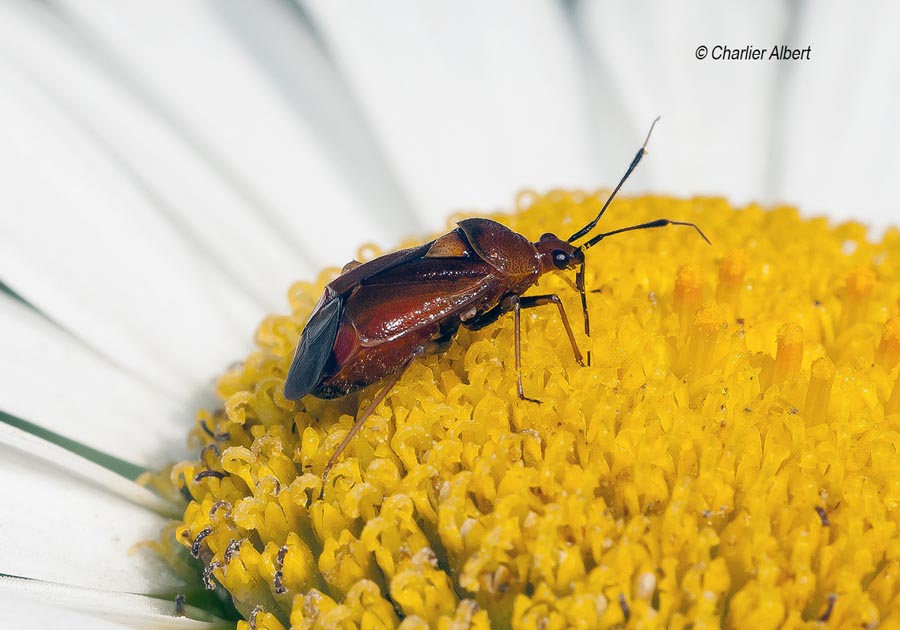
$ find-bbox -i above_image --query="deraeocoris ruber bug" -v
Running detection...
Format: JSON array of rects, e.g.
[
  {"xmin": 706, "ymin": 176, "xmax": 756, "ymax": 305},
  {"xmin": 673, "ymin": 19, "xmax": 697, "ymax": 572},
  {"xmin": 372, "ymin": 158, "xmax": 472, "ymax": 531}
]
[{"xmin": 285, "ymin": 118, "xmax": 709, "ymax": 483}]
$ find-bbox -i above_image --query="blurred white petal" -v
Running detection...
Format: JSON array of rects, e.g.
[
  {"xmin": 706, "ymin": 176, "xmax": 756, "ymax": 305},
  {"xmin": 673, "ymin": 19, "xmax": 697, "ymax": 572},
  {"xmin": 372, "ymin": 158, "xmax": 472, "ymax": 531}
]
[
  {"xmin": 0, "ymin": 592, "xmax": 136, "ymax": 630},
  {"xmin": 775, "ymin": 0, "xmax": 900, "ymax": 229},
  {"xmin": 304, "ymin": 0, "xmax": 601, "ymax": 230},
  {"xmin": 0, "ymin": 5, "xmax": 259, "ymax": 398},
  {"xmin": 0, "ymin": 435, "xmax": 185, "ymax": 593},
  {"xmin": 0, "ymin": 576, "xmax": 229, "ymax": 630},
  {"xmin": 51, "ymin": 0, "xmax": 414, "ymax": 268},
  {"xmin": 0, "ymin": 0, "xmax": 308, "ymax": 313},
  {"xmin": 0, "ymin": 422, "xmax": 180, "ymax": 518},
  {"xmin": 212, "ymin": 0, "xmax": 419, "ymax": 233},
  {"xmin": 575, "ymin": 1, "xmax": 788, "ymax": 205},
  {"xmin": 0, "ymin": 294, "xmax": 191, "ymax": 467}
]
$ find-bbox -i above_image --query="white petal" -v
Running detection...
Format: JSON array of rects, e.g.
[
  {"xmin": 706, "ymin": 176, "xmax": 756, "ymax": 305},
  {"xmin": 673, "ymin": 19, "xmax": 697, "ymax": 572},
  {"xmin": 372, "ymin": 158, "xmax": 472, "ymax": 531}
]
[
  {"xmin": 1, "ymin": 0, "xmax": 322, "ymax": 294},
  {"xmin": 0, "ymin": 422, "xmax": 181, "ymax": 518},
  {"xmin": 304, "ymin": 0, "xmax": 601, "ymax": 229},
  {"xmin": 52, "ymin": 0, "xmax": 411, "ymax": 268},
  {"xmin": 575, "ymin": 1, "xmax": 788, "ymax": 206},
  {"xmin": 0, "ymin": 576, "xmax": 230, "ymax": 630},
  {"xmin": 0, "ymin": 592, "xmax": 133, "ymax": 630},
  {"xmin": 0, "ymin": 294, "xmax": 193, "ymax": 468},
  {"xmin": 775, "ymin": 0, "xmax": 900, "ymax": 229},
  {"xmin": 211, "ymin": 0, "xmax": 420, "ymax": 234},
  {"xmin": 0, "ymin": 6, "xmax": 260, "ymax": 398},
  {"xmin": 0, "ymin": 437, "xmax": 186, "ymax": 593}
]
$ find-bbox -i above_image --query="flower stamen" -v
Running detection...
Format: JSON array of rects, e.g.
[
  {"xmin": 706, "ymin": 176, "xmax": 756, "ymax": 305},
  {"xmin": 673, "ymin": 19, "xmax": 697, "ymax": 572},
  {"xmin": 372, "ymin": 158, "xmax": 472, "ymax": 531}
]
[
  {"xmin": 774, "ymin": 322, "xmax": 803, "ymax": 384},
  {"xmin": 876, "ymin": 315, "xmax": 900, "ymax": 369},
  {"xmin": 191, "ymin": 526, "xmax": 212, "ymax": 559},
  {"xmin": 678, "ymin": 302, "xmax": 726, "ymax": 376},
  {"xmin": 716, "ymin": 248, "xmax": 747, "ymax": 313},
  {"xmin": 839, "ymin": 267, "xmax": 876, "ymax": 332},
  {"xmin": 804, "ymin": 357, "xmax": 835, "ymax": 421},
  {"xmin": 674, "ymin": 263, "xmax": 704, "ymax": 337}
]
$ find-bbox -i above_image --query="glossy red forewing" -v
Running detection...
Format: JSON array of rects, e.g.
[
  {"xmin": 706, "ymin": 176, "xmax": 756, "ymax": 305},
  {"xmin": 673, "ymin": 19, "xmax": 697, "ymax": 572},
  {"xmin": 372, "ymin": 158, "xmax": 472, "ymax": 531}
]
[{"xmin": 346, "ymin": 258, "xmax": 497, "ymax": 345}]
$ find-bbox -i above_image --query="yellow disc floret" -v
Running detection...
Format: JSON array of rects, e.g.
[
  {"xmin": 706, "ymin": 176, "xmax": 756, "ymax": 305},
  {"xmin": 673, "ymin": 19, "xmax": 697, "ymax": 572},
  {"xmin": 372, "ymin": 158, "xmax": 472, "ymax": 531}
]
[{"xmin": 172, "ymin": 193, "xmax": 900, "ymax": 629}]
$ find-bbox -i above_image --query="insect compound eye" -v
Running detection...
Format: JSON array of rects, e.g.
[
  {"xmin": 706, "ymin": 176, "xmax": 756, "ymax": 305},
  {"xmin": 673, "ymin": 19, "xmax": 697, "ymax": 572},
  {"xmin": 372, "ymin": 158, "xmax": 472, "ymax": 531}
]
[{"xmin": 551, "ymin": 249, "xmax": 569, "ymax": 270}]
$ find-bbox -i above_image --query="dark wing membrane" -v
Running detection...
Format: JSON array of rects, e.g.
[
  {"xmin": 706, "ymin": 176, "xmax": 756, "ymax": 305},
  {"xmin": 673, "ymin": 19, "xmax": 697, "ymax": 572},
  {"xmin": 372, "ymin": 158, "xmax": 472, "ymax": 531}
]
[
  {"xmin": 284, "ymin": 297, "xmax": 343, "ymax": 399},
  {"xmin": 345, "ymin": 258, "xmax": 497, "ymax": 345},
  {"xmin": 327, "ymin": 242, "xmax": 434, "ymax": 297}
]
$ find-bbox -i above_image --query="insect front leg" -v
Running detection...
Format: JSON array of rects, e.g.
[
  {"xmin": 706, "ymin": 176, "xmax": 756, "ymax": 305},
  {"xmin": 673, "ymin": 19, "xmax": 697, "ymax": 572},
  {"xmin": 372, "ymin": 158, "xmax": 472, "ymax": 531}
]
[
  {"xmin": 508, "ymin": 293, "xmax": 587, "ymax": 403},
  {"xmin": 517, "ymin": 294, "xmax": 586, "ymax": 367},
  {"xmin": 465, "ymin": 294, "xmax": 585, "ymax": 402}
]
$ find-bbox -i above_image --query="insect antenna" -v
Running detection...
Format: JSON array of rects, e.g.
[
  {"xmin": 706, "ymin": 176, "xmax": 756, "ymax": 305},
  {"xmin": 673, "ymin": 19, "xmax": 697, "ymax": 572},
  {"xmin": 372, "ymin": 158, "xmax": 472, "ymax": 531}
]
[
  {"xmin": 567, "ymin": 116, "xmax": 661, "ymax": 244},
  {"xmin": 567, "ymin": 116, "xmax": 660, "ymax": 365},
  {"xmin": 577, "ymin": 219, "xmax": 710, "ymax": 253}
]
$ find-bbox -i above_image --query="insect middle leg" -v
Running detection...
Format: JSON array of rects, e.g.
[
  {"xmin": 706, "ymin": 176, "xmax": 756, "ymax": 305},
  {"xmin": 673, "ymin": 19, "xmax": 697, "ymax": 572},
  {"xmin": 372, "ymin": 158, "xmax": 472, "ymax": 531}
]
[
  {"xmin": 508, "ymin": 295, "xmax": 541, "ymax": 403},
  {"xmin": 503, "ymin": 294, "xmax": 586, "ymax": 402}
]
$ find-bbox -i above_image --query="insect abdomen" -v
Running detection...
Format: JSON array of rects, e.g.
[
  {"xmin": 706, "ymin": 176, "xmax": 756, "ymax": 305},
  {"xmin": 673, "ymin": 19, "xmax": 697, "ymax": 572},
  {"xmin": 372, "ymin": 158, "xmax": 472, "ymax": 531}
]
[{"xmin": 313, "ymin": 320, "xmax": 439, "ymax": 398}]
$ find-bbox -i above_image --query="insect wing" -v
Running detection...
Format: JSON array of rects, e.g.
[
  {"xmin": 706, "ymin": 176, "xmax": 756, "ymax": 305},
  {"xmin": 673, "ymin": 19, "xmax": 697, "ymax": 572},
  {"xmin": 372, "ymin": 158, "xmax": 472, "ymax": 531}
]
[
  {"xmin": 346, "ymin": 257, "xmax": 497, "ymax": 345},
  {"xmin": 328, "ymin": 242, "xmax": 432, "ymax": 297},
  {"xmin": 284, "ymin": 296, "xmax": 343, "ymax": 399}
]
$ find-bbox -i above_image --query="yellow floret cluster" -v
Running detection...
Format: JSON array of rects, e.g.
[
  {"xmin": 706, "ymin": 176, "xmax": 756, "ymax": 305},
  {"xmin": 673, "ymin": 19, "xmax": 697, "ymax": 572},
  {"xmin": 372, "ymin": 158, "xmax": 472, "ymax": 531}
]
[{"xmin": 172, "ymin": 193, "xmax": 900, "ymax": 629}]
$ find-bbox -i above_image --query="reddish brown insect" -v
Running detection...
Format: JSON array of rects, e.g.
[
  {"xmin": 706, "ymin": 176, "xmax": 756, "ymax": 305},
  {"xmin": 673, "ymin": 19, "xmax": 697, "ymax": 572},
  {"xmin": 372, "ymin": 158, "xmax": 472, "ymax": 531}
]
[{"xmin": 284, "ymin": 118, "xmax": 709, "ymax": 483}]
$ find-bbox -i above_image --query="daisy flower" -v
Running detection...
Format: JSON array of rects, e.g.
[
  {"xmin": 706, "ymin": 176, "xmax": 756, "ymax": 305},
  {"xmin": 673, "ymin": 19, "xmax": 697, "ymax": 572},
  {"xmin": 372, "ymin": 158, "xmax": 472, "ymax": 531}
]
[{"xmin": 1, "ymin": 2, "xmax": 898, "ymax": 629}]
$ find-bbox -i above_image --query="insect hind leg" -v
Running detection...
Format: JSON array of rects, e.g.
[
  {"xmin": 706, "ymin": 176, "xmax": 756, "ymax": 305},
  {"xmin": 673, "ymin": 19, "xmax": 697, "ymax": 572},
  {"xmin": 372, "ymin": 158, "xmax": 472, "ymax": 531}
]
[{"xmin": 320, "ymin": 346, "xmax": 424, "ymax": 498}]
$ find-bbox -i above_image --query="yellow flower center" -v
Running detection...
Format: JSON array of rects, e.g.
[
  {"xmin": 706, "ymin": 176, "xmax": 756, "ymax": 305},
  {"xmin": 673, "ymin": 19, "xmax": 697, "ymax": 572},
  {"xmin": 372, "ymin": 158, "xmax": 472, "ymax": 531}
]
[{"xmin": 171, "ymin": 192, "xmax": 900, "ymax": 629}]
